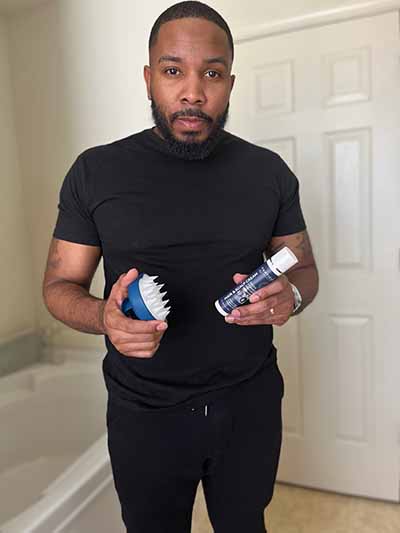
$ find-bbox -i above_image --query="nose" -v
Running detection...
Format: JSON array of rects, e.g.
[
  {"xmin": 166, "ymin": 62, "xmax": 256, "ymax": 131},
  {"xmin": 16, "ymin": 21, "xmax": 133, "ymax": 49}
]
[{"xmin": 179, "ymin": 73, "xmax": 206, "ymax": 106}]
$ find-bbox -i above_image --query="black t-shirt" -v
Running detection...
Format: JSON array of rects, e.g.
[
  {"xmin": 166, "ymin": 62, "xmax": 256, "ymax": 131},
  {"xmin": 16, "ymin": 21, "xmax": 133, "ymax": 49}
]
[{"xmin": 53, "ymin": 127, "xmax": 307, "ymax": 410}]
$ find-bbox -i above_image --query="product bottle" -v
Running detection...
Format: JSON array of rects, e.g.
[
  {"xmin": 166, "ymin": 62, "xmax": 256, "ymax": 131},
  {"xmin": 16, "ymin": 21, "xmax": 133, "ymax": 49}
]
[{"xmin": 214, "ymin": 246, "xmax": 298, "ymax": 317}]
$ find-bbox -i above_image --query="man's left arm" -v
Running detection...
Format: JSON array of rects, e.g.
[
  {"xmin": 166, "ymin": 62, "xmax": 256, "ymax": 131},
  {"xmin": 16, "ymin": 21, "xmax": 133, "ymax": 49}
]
[
  {"xmin": 225, "ymin": 229, "xmax": 319, "ymax": 326},
  {"xmin": 265, "ymin": 229, "xmax": 319, "ymax": 316}
]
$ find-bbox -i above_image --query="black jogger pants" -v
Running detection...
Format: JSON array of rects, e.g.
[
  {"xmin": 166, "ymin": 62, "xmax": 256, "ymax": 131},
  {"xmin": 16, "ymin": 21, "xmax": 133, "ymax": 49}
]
[{"xmin": 106, "ymin": 357, "xmax": 284, "ymax": 533}]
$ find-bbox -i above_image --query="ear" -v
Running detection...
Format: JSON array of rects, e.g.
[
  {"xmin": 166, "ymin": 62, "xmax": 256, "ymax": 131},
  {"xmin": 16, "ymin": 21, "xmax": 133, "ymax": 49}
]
[{"xmin": 143, "ymin": 65, "xmax": 151, "ymax": 100}]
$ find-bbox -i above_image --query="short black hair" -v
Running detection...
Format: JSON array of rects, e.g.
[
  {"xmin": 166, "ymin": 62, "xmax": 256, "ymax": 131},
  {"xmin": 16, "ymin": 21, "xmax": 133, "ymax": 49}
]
[{"xmin": 149, "ymin": 1, "xmax": 234, "ymax": 63}]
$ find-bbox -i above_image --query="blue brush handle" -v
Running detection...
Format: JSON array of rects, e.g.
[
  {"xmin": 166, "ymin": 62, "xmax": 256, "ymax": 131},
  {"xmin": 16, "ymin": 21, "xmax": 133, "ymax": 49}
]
[{"xmin": 121, "ymin": 273, "xmax": 157, "ymax": 321}]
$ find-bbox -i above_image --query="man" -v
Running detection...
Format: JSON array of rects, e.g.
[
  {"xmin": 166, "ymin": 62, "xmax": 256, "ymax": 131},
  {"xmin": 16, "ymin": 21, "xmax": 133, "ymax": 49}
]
[{"xmin": 43, "ymin": 1, "xmax": 319, "ymax": 532}]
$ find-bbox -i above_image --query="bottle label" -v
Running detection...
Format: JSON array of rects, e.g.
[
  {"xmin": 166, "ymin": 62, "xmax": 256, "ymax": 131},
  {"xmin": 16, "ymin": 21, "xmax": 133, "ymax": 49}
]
[{"xmin": 217, "ymin": 262, "xmax": 279, "ymax": 315}]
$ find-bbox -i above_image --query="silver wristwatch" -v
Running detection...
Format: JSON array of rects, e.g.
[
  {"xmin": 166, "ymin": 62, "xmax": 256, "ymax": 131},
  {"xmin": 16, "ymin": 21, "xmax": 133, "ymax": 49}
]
[{"xmin": 289, "ymin": 282, "xmax": 302, "ymax": 314}]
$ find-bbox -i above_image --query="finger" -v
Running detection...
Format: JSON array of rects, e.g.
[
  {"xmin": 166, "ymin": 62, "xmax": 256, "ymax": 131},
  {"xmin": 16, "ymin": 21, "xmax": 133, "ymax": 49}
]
[
  {"xmin": 118, "ymin": 268, "xmax": 139, "ymax": 288},
  {"xmin": 107, "ymin": 299, "xmax": 169, "ymax": 333},
  {"xmin": 229, "ymin": 298, "xmax": 277, "ymax": 319},
  {"xmin": 107, "ymin": 272, "xmax": 135, "ymax": 306},
  {"xmin": 117, "ymin": 339, "xmax": 160, "ymax": 350},
  {"xmin": 225, "ymin": 304, "xmax": 282, "ymax": 322},
  {"xmin": 123, "ymin": 318, "xmax": 167, "ymax": 334},
  {"xmin": 109, "ymin": 313, "xmax": 167, "ymax": 334},
  {"xmin": 226, "ymin": 312, "xmax": 283, "ymax": 325},
  {"xmin": 113, "ymin": 269, "xmax": 139, "ymax": 306},
  {"xmin": 123, "ymin": 350, "xmax": 157, "ymax": 358},
  {"xmin": 107, "ymin": 281, "xmax": 121, "ymax": 306},
  {"xmin": 233, "ymin": 317, "xmax": 283, "ymax": 326},
  {"xmin": 110, "ymin": 331, "xmax": 165, "ymax": 344},
  {"xmin": 247, "ymin": 277, "xmax": 287, "ymax": 302},
  {"xmin": 121, "ymin": 344, "xmax": 161, "ymax": 357},
  {"xmin": 233, "ymin": 273, "xmax": 248, "ymax": 284}
]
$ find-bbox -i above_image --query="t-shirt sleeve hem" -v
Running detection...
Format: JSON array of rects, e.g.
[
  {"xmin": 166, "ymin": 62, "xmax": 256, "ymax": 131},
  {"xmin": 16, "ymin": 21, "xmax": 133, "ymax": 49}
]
[
  {"xmin": 271, "ymin": 222, "xmax": 307, "ymax": 237},
  {"xmin": 52, "ymin": 229, "xmax": 101, "ymax": 247}
]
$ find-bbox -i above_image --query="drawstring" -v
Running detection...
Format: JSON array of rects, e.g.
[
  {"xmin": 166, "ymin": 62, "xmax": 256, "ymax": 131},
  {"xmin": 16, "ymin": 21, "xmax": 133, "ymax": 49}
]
[{"xmin": 191, "ymin": 404, "xmax": 209, "ymax": 415}]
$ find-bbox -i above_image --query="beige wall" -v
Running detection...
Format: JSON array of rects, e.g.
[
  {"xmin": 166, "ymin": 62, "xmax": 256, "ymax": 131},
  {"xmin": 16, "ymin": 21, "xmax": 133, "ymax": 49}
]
[
  {"xmin": 1, "ymin": 0, "xmax": 386, "ymax": 351},
  {"xmin": 0, "ymin": 15, "xmax": 35, "ymax": 341},
  {"xmin": 5, "ymin": 2, "xmax": 89, "ymax": 348}
]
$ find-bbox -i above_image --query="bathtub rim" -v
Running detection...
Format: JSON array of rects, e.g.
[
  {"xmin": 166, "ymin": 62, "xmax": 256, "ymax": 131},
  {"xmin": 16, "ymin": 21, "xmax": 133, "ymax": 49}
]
[{"xmin": 0, "ymin": 352, "xmax": 110, "ymax": 533}]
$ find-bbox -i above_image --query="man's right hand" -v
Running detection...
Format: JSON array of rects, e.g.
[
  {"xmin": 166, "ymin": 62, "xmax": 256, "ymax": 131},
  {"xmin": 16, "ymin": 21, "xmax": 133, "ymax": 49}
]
[{"xmin": 101, "ymin": 268, "xmax": 168, "ymax": 358}]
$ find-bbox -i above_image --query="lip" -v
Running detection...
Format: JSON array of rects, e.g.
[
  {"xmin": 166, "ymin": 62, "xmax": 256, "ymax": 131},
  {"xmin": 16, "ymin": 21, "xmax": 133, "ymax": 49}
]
[{"xmin": 176, "ymin": 118, "xmax": 206, "ymax": 129}]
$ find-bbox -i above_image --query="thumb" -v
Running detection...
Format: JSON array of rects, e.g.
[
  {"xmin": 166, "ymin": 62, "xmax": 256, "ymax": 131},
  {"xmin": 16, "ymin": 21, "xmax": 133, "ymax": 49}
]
[
  {"xmin": 233, "ymin": 273, "xmax": 249, "ymax": 284},
  {"xmin": 113, "ymin": 268, "xmax": 139, "ymax": 307},
  {"xmin": 119, "ymin": 268, "xmax": 139, "ymax": 288}
]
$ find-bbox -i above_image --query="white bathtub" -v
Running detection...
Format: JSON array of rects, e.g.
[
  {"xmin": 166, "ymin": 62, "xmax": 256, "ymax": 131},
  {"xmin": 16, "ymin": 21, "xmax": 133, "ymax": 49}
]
[{"xmin": 0, "ymin": 357, "xmax": 115, "ymax": 533}]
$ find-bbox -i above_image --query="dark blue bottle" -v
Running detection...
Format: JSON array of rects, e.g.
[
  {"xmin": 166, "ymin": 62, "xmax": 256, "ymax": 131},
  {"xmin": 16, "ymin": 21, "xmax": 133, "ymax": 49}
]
[{"xmin": 215, "ymin": 246, "xmax": 298, "ymax": 316}]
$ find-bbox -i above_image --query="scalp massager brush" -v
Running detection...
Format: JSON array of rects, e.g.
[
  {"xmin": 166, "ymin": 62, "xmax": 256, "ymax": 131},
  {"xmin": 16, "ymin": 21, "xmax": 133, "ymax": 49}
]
[{"xmin": 121, "ymin": 272, "xmax": 171, "ymax": 321}]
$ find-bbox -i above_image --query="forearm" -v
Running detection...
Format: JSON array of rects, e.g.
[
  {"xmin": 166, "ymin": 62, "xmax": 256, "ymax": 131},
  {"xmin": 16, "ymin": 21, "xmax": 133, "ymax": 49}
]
[
  {"xmin": 43, "ymin": 280, "xmax": 106, "ymax": 335},
  {"xmin": 286, "ymin": 266, "xmax": 319, "ymax": 316}
]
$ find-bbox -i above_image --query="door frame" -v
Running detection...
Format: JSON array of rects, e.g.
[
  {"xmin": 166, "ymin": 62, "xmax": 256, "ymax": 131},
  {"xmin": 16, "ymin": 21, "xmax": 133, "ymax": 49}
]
[{"xmin": 232, "ymin": 0, "xmax": 400, "ymax": 44}]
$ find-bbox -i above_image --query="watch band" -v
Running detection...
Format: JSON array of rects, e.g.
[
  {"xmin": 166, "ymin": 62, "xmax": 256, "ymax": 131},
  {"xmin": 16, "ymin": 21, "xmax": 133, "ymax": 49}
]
[{"xmin": 289, "ymin": 282, "xmax": 302, "ymax": 313}]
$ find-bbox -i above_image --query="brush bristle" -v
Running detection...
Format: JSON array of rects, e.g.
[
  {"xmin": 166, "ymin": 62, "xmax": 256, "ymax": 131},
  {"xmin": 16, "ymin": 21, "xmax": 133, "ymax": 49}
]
[{"xmin": 138, "ymin": 274, "xmax": 171, "ymax": 321}]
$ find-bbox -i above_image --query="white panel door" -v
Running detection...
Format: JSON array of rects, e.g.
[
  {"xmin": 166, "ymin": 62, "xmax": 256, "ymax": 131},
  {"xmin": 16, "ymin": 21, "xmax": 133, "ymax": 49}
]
[{"xmin": 229, "ymin": 11, "xmax": 400, "ymax": 501}]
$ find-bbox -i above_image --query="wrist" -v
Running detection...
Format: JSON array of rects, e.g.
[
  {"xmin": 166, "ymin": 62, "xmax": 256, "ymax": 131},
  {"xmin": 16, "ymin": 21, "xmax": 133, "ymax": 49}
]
[{"xmin": 98, "ymin": 300, "xmax": 108, "ymax": 334}]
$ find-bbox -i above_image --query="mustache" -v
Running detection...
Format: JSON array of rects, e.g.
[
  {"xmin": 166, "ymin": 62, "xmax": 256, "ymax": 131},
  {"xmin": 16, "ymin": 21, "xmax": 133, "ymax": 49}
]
[{"xmin": 172, "ymin": 109, "xmax": 212, "ymax": 123}]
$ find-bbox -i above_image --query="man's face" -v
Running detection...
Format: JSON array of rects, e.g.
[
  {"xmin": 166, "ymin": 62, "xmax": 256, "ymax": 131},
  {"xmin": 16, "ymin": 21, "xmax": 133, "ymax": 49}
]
[{"xmin": 144, "ymin": 17, "xmax": 235, "ymax": 159}]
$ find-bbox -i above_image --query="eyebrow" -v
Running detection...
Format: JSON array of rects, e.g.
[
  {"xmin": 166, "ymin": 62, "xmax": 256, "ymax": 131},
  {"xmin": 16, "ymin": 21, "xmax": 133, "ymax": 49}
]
[{"xmin": 158, "ymin": 55, "xmax": 228, "ymax": 68}]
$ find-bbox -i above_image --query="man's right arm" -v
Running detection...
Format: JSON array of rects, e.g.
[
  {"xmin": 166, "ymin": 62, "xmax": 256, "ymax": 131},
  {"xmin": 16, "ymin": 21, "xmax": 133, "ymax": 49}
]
[
  {"xmin": 42, "ymin": 238, "xmax": 168, "ymax": 357},
  {"xmin": 42, "ymin": 238, "xmax": 105, "ymax": 335}
]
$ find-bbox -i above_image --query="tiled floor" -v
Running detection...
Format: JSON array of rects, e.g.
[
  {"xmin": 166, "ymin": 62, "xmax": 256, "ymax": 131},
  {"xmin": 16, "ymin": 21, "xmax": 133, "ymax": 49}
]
[{"xmin": 192, "ymin": 481, "xmax": 400, "ymax": 533}]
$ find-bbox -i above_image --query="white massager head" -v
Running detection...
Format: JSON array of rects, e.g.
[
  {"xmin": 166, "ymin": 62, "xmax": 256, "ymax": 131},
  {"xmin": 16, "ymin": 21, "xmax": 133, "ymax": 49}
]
[{"xmin": 138, "ymin": 274, "xmax": 171, "ymax": 321}]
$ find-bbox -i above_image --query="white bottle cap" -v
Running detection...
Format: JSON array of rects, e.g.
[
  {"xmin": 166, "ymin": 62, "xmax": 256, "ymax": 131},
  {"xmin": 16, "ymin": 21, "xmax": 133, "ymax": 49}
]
[
  {"xmin": 270, "ymin": 246, "xmax": 298, "ymax": 273},
  {"xmin": 214, "ymin": 299, "xmax": 228, "ymax": 316}
]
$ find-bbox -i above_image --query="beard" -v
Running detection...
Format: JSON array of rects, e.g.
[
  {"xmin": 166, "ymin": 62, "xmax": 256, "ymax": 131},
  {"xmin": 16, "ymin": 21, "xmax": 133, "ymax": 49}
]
[{"xmin": 150, "ymin": 98, "xmax": 230, "ymax": 160}]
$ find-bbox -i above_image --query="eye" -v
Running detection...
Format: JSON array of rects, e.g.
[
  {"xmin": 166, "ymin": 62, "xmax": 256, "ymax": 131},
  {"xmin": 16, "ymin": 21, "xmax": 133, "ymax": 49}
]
[
  {"xmin": 164, "ymin": 67, "xmax": 180, "ymax": 76},
  {"xmin": 205, "ymin": 70, "xmax": 221, "ymax": 79}
]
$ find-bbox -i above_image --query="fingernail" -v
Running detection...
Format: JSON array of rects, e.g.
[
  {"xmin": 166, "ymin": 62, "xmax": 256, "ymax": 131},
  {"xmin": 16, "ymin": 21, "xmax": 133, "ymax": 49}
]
[
  {"xmin": 251, "ymin": 295, "xmax": 260, "ymax": 302},
  {"xmin": 157, "ymin": 323, "xmax": 168, "ymax": 331},
  {"xmin": 225, "ymin": 316, "xmax": 235, "ymax": 323},
  {"xmin": 232, "ymin": 309, "xmax": 240, "ymax": 317}
]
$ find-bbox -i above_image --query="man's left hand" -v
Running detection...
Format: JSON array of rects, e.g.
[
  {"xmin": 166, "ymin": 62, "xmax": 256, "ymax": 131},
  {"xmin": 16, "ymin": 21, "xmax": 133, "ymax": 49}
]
[{"xmin": 224, "ymin": 273, "xmax": 295, "ymax": 327}]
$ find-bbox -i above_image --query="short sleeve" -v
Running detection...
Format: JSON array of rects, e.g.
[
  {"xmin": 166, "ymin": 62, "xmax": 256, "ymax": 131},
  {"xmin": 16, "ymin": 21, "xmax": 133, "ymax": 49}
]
[
  {"xmin": 272, "ymin": 156, "xmax": 307, "ymax": 237},
  {"xmin": 52, "ymin": 153, "xmax": 100, "ymax": 246}
]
